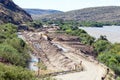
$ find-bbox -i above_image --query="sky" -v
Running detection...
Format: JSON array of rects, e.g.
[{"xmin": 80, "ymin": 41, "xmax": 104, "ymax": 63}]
[{"xmin": 13, "ymin": 0, "xmax": 120, "ymax": 12}]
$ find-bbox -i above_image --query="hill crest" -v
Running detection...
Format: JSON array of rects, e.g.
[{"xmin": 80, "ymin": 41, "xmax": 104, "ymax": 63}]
[{"xmin": 37, "ymin": 6, "xmax": 120, "ymax": 22}]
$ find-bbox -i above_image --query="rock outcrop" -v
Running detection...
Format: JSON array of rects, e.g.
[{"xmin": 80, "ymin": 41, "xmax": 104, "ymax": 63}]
[{"xmin": 0, "ymin": 0, "xmax": 32, "ymax": 24}]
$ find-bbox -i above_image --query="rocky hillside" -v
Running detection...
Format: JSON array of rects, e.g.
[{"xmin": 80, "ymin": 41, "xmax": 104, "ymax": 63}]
[
  {"xmin": 39, "ymin": 6, "xmax": 120, "ymax": 22},
  {"xmin": 0, "ymin": 0, "xmax": 32, "ymax": 24},
  {"xmin": 25, "ymin": 9, "xmax": 63, "ymax": 20}
]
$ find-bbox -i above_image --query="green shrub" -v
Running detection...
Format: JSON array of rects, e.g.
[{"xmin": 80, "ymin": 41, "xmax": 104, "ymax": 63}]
[
  {"xmin": 0, "ymin": 44, "xmax": 28, "ymax": 67},
  {"xmin": 0, "ymin": 23, "xmax": 17, "ymax": 39},
  {"xmin": 0, "ymin": 23, "xmax": 30, "ymax": 67},
  {"xmin": 98, "ymin": 52, "xmax": 120, "ymax": 75},
  {"xmin": 93, "ymin": 39, "xmax": 111, "ymax": 53},
  {"xmin": 0, "ymin": 63, "xmax": 36, "ymax": 80}
]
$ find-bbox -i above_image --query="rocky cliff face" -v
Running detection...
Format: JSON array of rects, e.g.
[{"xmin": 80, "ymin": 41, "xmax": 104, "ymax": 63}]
[{"xmin": 0, "ymin": 0, "xmax": 32, "ymax": 24}]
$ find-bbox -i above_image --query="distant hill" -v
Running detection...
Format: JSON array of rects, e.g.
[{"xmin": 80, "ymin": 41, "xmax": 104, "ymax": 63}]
[
  {"xmin": 25, "ymin": 9, "xmax": 63, "ymax": 20},
  {"xmin": 0, "ymin": 0, "xmax": 32, "ymax": 24},
  {"xmin": 38, "ymin": 6, "xmax": 120, "ymax": 22},
  {"xmin": 25, "ymin": 9, "xmax": 63, "ymax": 15}
]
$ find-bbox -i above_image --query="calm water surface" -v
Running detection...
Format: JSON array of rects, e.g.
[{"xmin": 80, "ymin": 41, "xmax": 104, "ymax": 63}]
[{"xmin": 79, "ymin": 26, "xmax": 120, "ymax": 43}]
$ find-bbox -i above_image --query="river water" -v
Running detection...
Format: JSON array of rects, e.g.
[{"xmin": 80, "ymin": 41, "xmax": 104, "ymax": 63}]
[{"xmin": 79, "ymin": 26, "xmax": 120, "ymax": 43}]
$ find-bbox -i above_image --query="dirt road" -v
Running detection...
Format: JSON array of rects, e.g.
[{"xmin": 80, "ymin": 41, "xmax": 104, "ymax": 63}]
[{"xmin": 52, "ymin": 42, "xmax": 111, "ymax": 80}]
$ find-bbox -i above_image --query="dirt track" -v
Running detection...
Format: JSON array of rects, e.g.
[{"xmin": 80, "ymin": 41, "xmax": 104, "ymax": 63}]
[
  {"xmin": 53, "ymin": 42, "xmax": 107, "ymax": 80},
  {"xmin": 22, "ymin": 30, "xmax": 115, "ymax": 80}
]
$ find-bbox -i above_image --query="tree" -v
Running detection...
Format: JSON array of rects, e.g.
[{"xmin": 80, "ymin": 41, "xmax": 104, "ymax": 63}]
[{"xmin": 93, "ymin": 39, "xmax": 111, "ymax": 53}]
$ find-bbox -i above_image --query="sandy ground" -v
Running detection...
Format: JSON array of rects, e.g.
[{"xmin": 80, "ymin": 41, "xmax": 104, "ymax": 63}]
[
  {"xmin": 53, "ymin": 42, "xmax": 107, "ymax": 80},
  {"xmin": 79, "ymin": 26, "xmax": 120, "ymax": 43}
]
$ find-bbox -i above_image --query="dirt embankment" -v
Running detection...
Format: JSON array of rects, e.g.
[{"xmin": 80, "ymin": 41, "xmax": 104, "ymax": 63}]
[
  {"xmin": 22, "ymin": 31, "xmax": 83, "ymax": 72},
  {"xmin": 22, "ymin": 31, "xmax": 115, "ymax": 80}
]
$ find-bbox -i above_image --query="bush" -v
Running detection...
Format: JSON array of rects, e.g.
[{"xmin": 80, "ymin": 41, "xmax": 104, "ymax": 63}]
[
  {"xmin": 110, "ymin": 43, "xmax": 120, "ymax": 55},
  {"xmin": 0, "ymin": 23, "xmax": 17, "ymax": 39},
  {"xmin": 0, "ymin": 63, "xmax": 36, "ymax": 80},
  {"xmin": 93, "ymin": 39, "xmax": 111, "ymax": 53},
  {"xmin": 0, "ymin": 23, "xmax": 55, "ymax": 79},
  {"xmin": 27, "ymin": 21, "xmax": 43, "ymax": 29},
  {"xmin": 0, "ymin": 44, "xmax": 29, "ymax": 67},
  {"xmin": 5, "ymin": 38, "xmax": 30, "ymax": 65},
  {"xmin": 79, "ymin": 33, "xmax": 95, "ymax": 45},
  {"xmin": 98, "ymin": 52, "xmax": 120, "ymax": 75},
  {"xmin": 0, "ymin": 24, "xmax": 30, "ymax": 67}
]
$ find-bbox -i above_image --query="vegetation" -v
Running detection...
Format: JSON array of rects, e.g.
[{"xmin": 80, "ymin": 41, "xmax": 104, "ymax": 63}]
[
  {"xmin": 78, "ymin": 21, "xmax": 120, "ymax": 27},
  {"xmin": 41, "ymin": 19, "xmax": 120, "ymax": 28},
  {"xmin": 98, "ymin": 52, "xmax": 120, "ymax": 74},
  {"xmin": 0, "ymin": 23, "xmax": 56, "ymax": 80},
  {"xmin": 0, "ymin": 0, "xmax": 56, "ymax": 79},
  {"xmin": 0, "ymin": 63, "xmax": 36, "ymax": 80},
  {"xmin": 93, "ymin": 39, "xmax": 111, "ymax": 53},
  {"xmin": 0, "ymin": 23, "xmax": 30, "ymax": 67},
  {"xmin": 0, "ymin": 23, "xmax": 17, "ymax": 43},
  {"xmin": 27, "ymin": 21, "xmax": 43, "ymax": 29},
  {"xmin": 0, "ymin": 23, "xmax": 36, "ymax": 80},
  {"xmin": 93, "ymin": 36, "xmax": 120, "ymax": 76}
]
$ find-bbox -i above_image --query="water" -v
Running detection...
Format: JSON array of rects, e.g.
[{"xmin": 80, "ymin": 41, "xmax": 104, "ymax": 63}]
[
  {"xmin": 79, "ymin": 26, "xmax": 120, "ymax": 43},
  {"xmin": 17, "ymin": 32, "xmax": 26, "ymax": 41},
  {"xmin": 53, "ymin": 43, "xmax": 69, "ymax": 52},
  {"xmin": 29, "ymin": 54, "xmax": 39, "ymax": 71},
  {"xmin": 103, "ymin": 26, "xmax": 120, "ymax": 33}
]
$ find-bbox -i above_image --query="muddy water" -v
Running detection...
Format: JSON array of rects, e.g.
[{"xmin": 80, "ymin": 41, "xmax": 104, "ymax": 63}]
[{"xmin": 79, "ymin": 26, "xmax": 120, "ymax": 43}]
